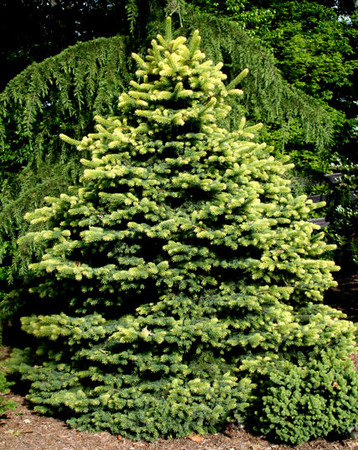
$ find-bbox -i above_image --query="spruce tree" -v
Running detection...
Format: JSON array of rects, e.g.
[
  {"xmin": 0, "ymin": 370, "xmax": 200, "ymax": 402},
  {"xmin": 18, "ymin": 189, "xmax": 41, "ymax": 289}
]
[{"xmin": 9, "ymin": 18, "xmax": 358, "ymax": 444}]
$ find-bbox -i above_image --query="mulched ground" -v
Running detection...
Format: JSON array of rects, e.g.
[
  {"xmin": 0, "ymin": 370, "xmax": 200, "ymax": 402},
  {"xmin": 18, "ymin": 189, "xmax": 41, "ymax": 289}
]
[{"xmin": 1, "ymin": 273, "xmax": 358, "ymax": 450}]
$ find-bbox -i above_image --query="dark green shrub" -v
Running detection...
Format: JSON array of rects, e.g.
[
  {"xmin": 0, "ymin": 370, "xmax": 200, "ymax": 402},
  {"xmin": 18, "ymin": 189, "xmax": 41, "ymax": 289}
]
[
  {"xmin": 249, "ymin": 353, "xmax": 358, "ymax": 445},
  {"xmin": 0, "ymin": 370, "xmax": 16, "ymax": 415}
]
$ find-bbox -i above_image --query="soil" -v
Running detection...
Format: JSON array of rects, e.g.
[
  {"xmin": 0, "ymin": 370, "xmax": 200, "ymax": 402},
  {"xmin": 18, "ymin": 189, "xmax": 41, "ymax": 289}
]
[{"xmin": 1, "ymin": 273, "xmax": 358, "ymax": 450}]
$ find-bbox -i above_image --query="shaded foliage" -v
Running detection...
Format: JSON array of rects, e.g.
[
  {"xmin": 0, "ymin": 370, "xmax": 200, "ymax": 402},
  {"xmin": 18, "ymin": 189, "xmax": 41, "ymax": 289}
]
[
  {"xmin": 0, "ymin": 35, "xmax": 131, "ymax": 176},
  {"xmin": 187, "ymin": 0, "xmax": 358, "ymax": 160},
  {"xmin": 0, "ymin": 0, "xmax": 158, "ymax": 91}
]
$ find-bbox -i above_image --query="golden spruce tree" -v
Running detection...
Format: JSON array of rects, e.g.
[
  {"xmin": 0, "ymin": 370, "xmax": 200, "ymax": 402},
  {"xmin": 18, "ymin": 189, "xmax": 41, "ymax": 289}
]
[{"xmin": 8, "ymin": 18, "xmax": 357, "ymax": 444}]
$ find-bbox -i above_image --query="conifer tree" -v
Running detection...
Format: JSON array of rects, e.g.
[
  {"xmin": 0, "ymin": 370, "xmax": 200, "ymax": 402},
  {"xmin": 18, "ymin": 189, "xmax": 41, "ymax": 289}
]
[{"xmin": 8, "ymin": 18, "xmax": 358, "ymax": 444}]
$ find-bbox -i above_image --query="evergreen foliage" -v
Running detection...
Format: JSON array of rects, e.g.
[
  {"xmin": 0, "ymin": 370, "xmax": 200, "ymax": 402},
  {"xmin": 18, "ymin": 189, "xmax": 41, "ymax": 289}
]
[
  {"xmin": 0, "ymin": 0, "xmax": 155, "ymax": 91},
  {"xmin": 0, "ymin": 36, "xmax": 130, "ymax": 328},
  {"xmin": 0, "ymin": 9, "xmax": 335, "ymax": 331},
  {"xmin": 187, "ymin": 0, "xmax": 358, "ymax": 199},
  {"xmin": 0, "ymin": 35, "xmax": 130, "ymax": 176},
  {"xmin": 6, "ymin": 19, "xmax": 358, "ymax": 444},
  {"xmin": 188, "ymin": 0, "xmax": 358, "ymax": 103},
  {"xmin": 181, "ymin": 13, "xmax": 333, "ymax": 151},
  {"xmin": 0, "ymin": 10, "xmax": 333, "ymax": 176},
  {"xmin": 248, "ymin": 352, "xmax": 358, "ymax": 444},
  {"xmin": 0, "ymin": 370, "xmax": 15, "ymax": 415},
  {"xmin": 0, "ymin": 157, "xmax": 82, "ymax": 329}
]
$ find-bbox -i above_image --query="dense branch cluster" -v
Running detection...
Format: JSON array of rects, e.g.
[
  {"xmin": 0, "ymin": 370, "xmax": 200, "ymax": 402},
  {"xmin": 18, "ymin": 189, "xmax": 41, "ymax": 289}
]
[{"xmin": 6, "ymin": 20, "xmax": 358, "ymax": 444}]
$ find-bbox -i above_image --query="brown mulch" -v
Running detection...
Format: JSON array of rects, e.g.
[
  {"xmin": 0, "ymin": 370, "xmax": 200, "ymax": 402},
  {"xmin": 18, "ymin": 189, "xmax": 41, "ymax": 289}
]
[
  {"xmin": 1, "ymin": 395, "xmax": 357, "ymax": 450},
  {"xmin": 1, "ymin": 274, "xmax": 358, "ymax": 450}
]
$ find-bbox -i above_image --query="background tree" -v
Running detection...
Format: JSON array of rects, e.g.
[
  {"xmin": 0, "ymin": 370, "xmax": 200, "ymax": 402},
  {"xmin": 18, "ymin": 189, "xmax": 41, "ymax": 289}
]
[
  {"xmin": 0, "ymin": 0, "xmax": 159, "ymax": 91},
  {"xmin": 187, "ymin": 0, "xmax": 358, "ymax": 161}
]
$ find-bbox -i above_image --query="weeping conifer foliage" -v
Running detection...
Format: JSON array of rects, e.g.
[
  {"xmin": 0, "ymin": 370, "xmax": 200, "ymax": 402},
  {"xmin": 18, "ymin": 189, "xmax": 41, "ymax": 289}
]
[
  {"xmin": 179, "ymin": 13, "xmax": 332, "ymax": 150},
  {"xmin": 0, "ymin": 9, "xmax": 332, "ymax": 176},
  {"xmin": 0, "ymin": 35, "xmax": 130, "ymax": 175},
  {"xmin": 0, "ymin": 36, "xmax": 131, "ymax": 328},
  {"xmin": 6, "ymin": 19, "xmax": 358, "ymax": 445}
]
